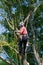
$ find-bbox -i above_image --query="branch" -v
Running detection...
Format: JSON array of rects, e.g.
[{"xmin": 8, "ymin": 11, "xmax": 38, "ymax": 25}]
[
  {"xmin": 24, "ymin": 3, "xmax": 41, "ymax": 24},
  {"xmin": 33, "ymin": 3, "xmax": 41, "ymax": 13},
  {"xmin": 3, "ymin": 49, "xmax": 14, "ymax": 65},
  {"xmin": 5, "ymin": 18, "xmax": 14, "ymax": 30},
  {"xmin": 8, "ymin": 45, "xmax": 19, "ymax": 54},
  {"xmin": 0, "ymin": 40, "xmax": 9, "ymax": 46},
  {"xmin": 30, "ymin": 18, "xmax": 41, "ymax": 65},
  {"xmin": 29, "ymin": 3, "xmax": 42, "ymax": 65},
  {"xmin": 24, "ymin": 13, "xmax": 30, "ymax": 23},
  {"xmin": 0, "ymin": 40, "xmax": 19, "ymax": 54},
  {"xmin": 0, "ymin": 56, "xmax": 11, "ymax": 65},
  {"xmin": 4, "ymin": 0, "xmax": 13, "ymax": 5},
  {"xmin": 0, "ymin": 14, "xmax": 14, "ymax": 30},
  {"xmin": 33, "ymin": 44, "xmax": 42, "ymax": 65},
  {"xmin": 0, "ymin": 40, "xmax": 19, "ymax": 65}
]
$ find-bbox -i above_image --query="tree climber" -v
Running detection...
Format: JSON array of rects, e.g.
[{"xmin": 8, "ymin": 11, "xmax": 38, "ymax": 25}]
[{"xmin": 15, "ymin": 21, "xmax": 28, "ymax": 55}]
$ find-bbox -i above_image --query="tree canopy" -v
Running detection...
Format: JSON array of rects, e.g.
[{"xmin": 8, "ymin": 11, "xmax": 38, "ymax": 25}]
[{"xmin": 0, "ymin": 0, "xmax": 43, "ymax": 65}]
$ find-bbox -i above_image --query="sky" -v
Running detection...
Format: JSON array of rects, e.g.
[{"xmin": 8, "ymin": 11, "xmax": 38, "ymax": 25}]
[
  {"xmin": 0, "ymin": 16, "xmax": 4, "ymax": 34},
  {"xmin": 0, "ymin": 50, "xmax": 9, "ymax": 60},
  {"xmin": 0, "ymin": 7, "xmax": 6, "ymax": 34},
  {"xmin": 0, "ymin": 24, "xmax": 6, "ymax": 34},
  {"xmin": 0, "ymin": 15, "xmax": 6, "ymax": 34},
  {"xmin": 0, "ymin": 5, "xmax": 16, "ymax": 34},
  {"xmin": 0, "ymin": 0, "xmax": 43, "ymax": 34}
]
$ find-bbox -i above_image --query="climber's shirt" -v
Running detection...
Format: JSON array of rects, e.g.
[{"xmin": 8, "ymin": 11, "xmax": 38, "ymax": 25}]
[{"xmin": 20, "ymin": 26, "xmax": 28, "ymax": 35}]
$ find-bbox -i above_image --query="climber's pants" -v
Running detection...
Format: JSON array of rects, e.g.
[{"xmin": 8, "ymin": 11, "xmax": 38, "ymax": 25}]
[{"xmin": 18, "ymin": 35, "xmax": 28, "ymax": 55}]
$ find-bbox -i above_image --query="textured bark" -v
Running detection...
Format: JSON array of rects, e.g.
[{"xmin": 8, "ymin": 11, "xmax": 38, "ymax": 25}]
[{"xmin": 23, "ymin": 59, "xmax": 29, "ymax": 65}]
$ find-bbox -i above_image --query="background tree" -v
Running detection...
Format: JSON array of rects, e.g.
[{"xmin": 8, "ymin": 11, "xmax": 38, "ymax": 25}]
[{"xmin": 0, "ymin": 0, "xmax": 43, "ymax": 65}]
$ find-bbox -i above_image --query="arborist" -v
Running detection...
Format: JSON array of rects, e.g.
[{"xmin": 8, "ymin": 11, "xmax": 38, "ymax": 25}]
[{"xmin": 15, "ymin": 21, "xmax": 28, "ymax": 55}]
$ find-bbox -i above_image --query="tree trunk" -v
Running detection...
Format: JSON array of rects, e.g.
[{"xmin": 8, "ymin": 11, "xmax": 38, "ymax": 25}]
[{"xmin": 29, "ymin": 13, "xmax": 42, "ymax": 65}]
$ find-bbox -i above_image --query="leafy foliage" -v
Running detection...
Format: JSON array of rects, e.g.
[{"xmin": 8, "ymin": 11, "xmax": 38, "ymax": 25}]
[{"xmin": 0, "ymin": 0, "xmax": 43, "ymax": 65}]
